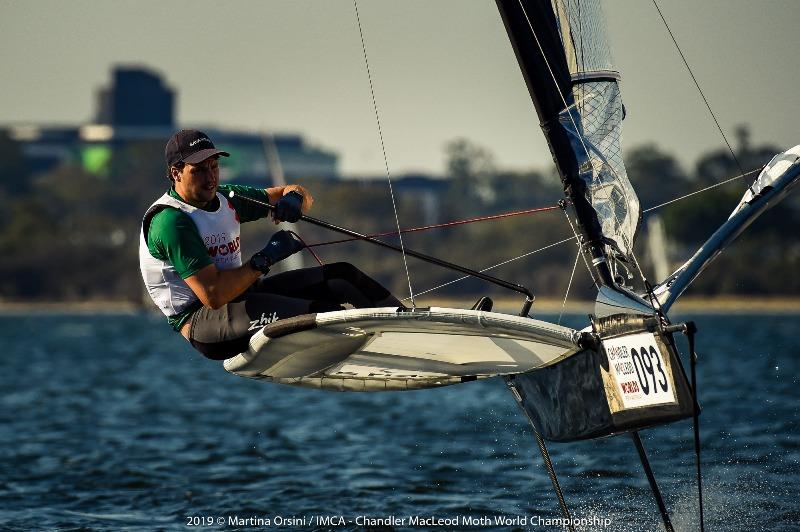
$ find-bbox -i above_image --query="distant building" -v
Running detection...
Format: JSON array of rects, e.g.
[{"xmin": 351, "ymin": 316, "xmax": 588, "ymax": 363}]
[
  {"xmin": 3, "ymin": 125, "xmax": 83, "ymax": 177},
  {"xmin": 2, "ymin": 66, "xmax": 338, "ymax": 183},
  {"xmin": 203, "ymin": 129, "xmax": 338, "ymax": 184},
  {"xmin": 96, "ymin": 67, "xmax": 175, "ymax": 127}
]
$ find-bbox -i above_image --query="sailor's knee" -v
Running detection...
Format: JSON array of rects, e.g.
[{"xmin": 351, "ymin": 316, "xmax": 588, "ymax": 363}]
[{"xmin": 323, "ymin": 261, "xmax": 362, "ymax": 281}]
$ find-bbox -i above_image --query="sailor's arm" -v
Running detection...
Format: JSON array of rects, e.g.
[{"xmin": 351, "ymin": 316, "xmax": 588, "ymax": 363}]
[
  {"xmin": 184, "ymin": 230, "xmax": 305, "ymax": 310},
  {"xmin": 184, "ymin": 263, "xmax": 261, "ymax": 310}
]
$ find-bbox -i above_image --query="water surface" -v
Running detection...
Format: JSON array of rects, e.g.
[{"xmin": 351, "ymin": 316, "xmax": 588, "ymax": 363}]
[{"xmin": 0, "ymin": 312, "xmax": 797, "ymax": 530}]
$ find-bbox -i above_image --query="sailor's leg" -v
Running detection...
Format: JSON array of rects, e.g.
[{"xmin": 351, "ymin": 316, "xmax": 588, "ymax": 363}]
[
  {"xmin": 187, "ymin": 292, "xmax": 342, "ymax": 360},
  {"xmin": 251, "ymin": 263, "xmax": 402, "ymax": 308},
  {"xmin": 323, "ymin": 262, "xmax": 403, "ymax": 308}
]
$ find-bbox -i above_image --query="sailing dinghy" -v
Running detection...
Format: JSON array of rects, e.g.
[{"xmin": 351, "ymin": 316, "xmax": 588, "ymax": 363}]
[{"xmin": 222, "ymin": 1, "xmax": 800, "ymax": 529}]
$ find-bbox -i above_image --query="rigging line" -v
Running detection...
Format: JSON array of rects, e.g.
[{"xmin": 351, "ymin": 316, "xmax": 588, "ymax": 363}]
[
  {"xmin": 287, "ymin": 231, "xmax": 324, "ymax": 266},
  {"xmin": 577, "ymin": 0, "xmax": 585, "ymax": 75},
  {"xmin": 571, "ymin": 0, "xmax": 586, "ymax": 118},
  {"xmin": 630, "ymin": 166, "xmax": 760, "ymax": 287},
  {"xmin": 307, "ymin": 204, "xmax": 562, "ymax": 248},
  {"xmin": 625, "ymin": 235, "xmax": 650, "ymax": 286},
  {"xmin": 643, "ymin": 167, "xmax": 761, "ymax": 213},
  {"xmin": 353, "ymin": 0, "xmax": 416, "ymax": 307},
  {"xmin": 406, "ymin": 236, "xmax": 575, "ymax": 300},
  {"xmin": 558, "ymin": 244, "xmax": 582, "ymax": 326},
  {"xmin": 651, "ymin": 0, "xmax": 745, "ymax": 176},
  {"xmin": 562, "ymin": 205, "xmax": 599, "ymax": 287}
]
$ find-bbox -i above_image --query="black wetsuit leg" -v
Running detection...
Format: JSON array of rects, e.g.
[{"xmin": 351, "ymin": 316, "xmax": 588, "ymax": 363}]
[
  {"xmin": 188, "ymin": 262, "xmax": 400, "ymax": 360},
  {"xmin": 251, "ymin": 262, "xmax": 402, "ymax": 308}
]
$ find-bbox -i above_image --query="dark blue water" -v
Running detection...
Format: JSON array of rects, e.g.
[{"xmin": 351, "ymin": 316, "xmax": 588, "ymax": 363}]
[{"xmin": 0, "ymin": 311, "xmax": 797, "ymax": 531}]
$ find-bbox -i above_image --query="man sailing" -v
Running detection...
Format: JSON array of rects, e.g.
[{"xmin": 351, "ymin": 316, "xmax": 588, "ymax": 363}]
[{"xmin": 139, "ymin": 129, "xmax": 402, "ymax": 360}]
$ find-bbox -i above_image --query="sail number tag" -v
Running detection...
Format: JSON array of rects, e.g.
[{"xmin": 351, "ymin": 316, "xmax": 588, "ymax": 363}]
[{"xmin": 602, "ymin": 332, "xmax": 677, "ymax": 409}]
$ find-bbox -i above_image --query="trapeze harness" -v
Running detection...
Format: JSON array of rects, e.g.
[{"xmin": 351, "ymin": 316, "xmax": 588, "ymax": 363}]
[{"xmin": 139, "ymin": 192, "xmax": 401, "ymax": 360}]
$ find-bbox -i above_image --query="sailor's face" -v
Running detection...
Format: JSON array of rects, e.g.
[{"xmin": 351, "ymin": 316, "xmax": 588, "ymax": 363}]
[{"xmin": 173, "ymin": 156, "xmax": 220, "ymax": 207}]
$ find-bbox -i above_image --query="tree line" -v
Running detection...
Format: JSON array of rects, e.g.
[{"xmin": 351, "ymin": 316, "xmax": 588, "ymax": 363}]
[{"xmin": 0, "ymin": 126, "xmax": 797, "ymax": 305}]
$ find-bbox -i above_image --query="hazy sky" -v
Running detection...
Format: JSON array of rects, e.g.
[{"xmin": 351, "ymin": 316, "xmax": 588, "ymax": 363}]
[{"xmin": 1, "ymin": 0, "xmax": 797, "ymax": 177}]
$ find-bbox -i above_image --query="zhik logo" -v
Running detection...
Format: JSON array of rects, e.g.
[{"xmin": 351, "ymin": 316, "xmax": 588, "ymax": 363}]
[
  {"xmin": 189, "ymin": 137, "xmax": 210, "ymax": 147},
  {"xmin": 249, "ymin": 312, "xmax": 279, "ymax": 331}
]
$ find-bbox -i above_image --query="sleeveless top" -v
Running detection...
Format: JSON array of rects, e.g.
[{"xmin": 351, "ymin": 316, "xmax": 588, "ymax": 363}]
[{"xmin": 139, "ymin": 192, "xmax": 242, "ymax": 317}]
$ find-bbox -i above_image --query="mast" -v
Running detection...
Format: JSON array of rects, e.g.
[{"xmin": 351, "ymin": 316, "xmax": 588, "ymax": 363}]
[{"xmin": 495, "ymin": 0, "xmax": 640, "ymax": 289}]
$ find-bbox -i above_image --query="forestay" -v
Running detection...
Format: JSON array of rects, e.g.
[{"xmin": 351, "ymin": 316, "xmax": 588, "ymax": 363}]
[{"xmin": 224, "ymin": 307, "xmax": 584, "ymax": 391}]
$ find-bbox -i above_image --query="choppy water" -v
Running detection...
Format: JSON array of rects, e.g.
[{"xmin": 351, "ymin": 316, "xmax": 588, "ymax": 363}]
[{"xmin": 0, "ymin": 311, "xmax": 797, "ymax": 531}]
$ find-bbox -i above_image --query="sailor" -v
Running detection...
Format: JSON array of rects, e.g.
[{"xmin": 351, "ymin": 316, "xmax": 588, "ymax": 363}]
[{"xmin": 139, "ymin": 129, "xmax": 402, "ymax": 360}]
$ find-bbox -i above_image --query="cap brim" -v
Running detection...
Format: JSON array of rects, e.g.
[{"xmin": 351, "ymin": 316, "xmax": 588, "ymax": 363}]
[{"xmin": 182, "ymin": 148, "xmax": 230, "ymax": 164}]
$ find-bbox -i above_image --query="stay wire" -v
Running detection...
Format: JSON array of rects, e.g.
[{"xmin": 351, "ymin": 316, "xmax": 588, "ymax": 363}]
[
  {"xmin": 643, "ymin": 167, "xmax": 761, "ymax": 213},
  {"xmin": 408, "ymin": 236, "xmax": 575, "ymax": 300},
  {"xmin": 652, "ymin": 0, "xmax": 745, "ymax": 176},
  {"xmin": 353, "ymin": 0, "xmax": 416, "ymax": 307},
  {"xmin": 307, "ymin": 204, "xmax": 562, "ymax": 248},
  {"xmin": 558, "ymin": 244, "xmax": 581, "ymax": 326},
  {"xmin": 615, "ymin": 166, "xmax": 758, "ymax": 288},
  {"xmin": 561, "ymin": 205, "xmax": 598, "ymax": 287}
]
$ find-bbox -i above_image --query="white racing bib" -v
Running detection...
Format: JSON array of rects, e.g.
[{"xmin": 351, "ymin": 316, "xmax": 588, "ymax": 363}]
[
  {"xmin": 139, "ymin": 192, "xmax": 242, "ymax": 317},
  {"xmin": 602, "ymin": 332, "xmax": 677, "ymax": 409}
]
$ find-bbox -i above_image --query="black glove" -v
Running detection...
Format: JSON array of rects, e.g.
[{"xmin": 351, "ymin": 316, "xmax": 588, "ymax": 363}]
[
  {"xmin": 273, "ymin": 191, "xmax": 304, "ymax": 223},
  {"xmin": 249, "ymin": 230, "xmax": 305, "ymax": 273}
]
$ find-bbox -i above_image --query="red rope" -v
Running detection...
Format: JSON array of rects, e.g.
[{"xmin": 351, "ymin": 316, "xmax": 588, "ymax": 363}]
[
  {"xmin": 287, "ymin": 230, "xmax": 325, "ymax": 266},
  {"xmin": 306, "ymin": 204, "xmax": 562, "ymax": 249}
]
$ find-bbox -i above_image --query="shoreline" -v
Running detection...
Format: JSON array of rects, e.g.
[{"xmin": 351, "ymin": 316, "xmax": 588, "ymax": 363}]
[
  {"xmin": 0, "ymin": 301, "xmax": 143, "ymax": 315},
  {"xmin": 2, "ymin": 296, "xmax": 800, "ymax": 315}
]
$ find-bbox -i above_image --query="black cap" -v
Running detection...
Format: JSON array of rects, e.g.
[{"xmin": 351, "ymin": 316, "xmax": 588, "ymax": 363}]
[{"xmin": 165, "ymin": 129, "xmax": 230, "ymax": 167}]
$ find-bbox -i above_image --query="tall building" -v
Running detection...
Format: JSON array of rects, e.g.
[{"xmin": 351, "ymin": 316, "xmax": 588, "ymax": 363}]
[{"xmin": 96, "ymin": 67, "xmax": 175, "ymax": 127}]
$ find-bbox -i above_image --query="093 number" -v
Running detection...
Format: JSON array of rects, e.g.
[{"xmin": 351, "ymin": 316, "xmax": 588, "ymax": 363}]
[{"xmin": 630, "ymin": 345, "xmax": 668, "ymax": 395}]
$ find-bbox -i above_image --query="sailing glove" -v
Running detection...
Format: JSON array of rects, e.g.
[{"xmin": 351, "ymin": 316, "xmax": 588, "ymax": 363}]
[
  {"xmin": 249, "ymin": 230, "xmax": 305, "ymax": 273},
  {"xmin": 273, "ymin": 191, "xmax": 304, "ymax": 223}
]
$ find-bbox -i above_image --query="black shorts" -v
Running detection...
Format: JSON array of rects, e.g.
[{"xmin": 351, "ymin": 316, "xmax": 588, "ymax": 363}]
[{"xmin": 188, "ymin": 262, "xmax": 400, "ymax": 360}]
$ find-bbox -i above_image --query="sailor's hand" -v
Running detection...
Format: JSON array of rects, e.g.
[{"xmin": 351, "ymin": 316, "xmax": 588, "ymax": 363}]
[
  {"xmin": 287, "ymin": 185, "xmax": 313, "ymax": 210},
  {"xmin": 272, "ymin": 191, "xmax": 304, "ymax": 224},
  {"xmin": 250, "ymin": 230, "xmax": 305, "ymax": 272}
]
